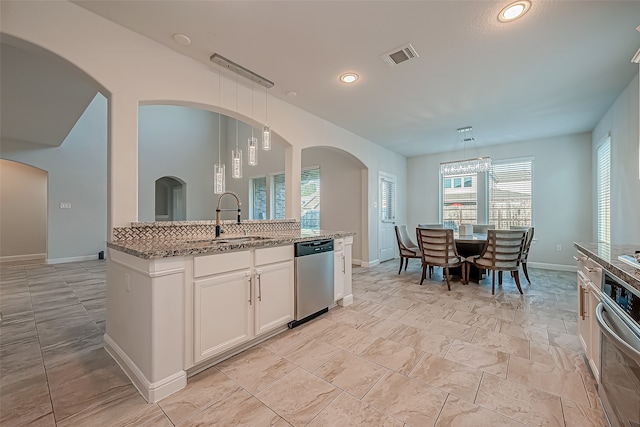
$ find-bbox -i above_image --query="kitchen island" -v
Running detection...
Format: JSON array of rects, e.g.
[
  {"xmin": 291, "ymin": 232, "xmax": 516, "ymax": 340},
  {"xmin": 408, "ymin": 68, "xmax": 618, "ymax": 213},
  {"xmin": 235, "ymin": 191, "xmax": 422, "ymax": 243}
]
[{"xmin": 105, "ymin": 220, "xmax": 355, "ymax": 403}]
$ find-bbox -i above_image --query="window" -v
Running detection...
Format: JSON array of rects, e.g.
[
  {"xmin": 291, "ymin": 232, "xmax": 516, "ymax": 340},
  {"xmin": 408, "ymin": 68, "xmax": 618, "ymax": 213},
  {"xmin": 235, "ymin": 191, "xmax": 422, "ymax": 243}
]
[
  {"xmin": 249, "ymin": 173, "xmax": 285, "ymax": 220},
  {"xmin": 272, "ymin": 173, "xmax": 286, "ymax": 219},
  {"xmin": 597, "ymin": 136, "xmax": 611, "ymax": 245},
  {"xmin": 250, "ymin": 176, "xmax": 267, "ymax": 220},
  {"xmin": 442, "ymin": 174, "xmax": 477, "ymax": 230},
  {"xmin": 380, "ymin": 174, "xmax": 396, "ymax": 222},
  {"xmin": 301, "ymin": 167, "xmax": 320, "ymax": 229},
  {"xmin": 489, "ymin": 159, "xmax": 533, "ymax": 228}
]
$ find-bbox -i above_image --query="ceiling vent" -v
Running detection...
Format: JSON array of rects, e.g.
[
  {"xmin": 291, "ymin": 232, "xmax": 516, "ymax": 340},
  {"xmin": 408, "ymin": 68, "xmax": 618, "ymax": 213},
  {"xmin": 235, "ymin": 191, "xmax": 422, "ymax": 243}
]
[{"xmin": 380, "ymin": 43, "xmax": 419, "ymax": 67}]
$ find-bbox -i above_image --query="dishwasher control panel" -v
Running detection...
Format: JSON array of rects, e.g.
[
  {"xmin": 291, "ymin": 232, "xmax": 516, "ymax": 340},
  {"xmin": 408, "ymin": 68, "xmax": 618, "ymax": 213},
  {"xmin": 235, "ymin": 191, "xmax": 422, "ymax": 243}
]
[{"xmin": 295, "ymin": 239, "xmax": 334, "ymax": 257}]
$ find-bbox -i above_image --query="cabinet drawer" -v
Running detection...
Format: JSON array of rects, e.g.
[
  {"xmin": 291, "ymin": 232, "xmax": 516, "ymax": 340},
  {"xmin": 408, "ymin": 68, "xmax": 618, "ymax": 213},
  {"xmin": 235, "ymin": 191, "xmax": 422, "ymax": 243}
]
[
  {"xmin": 255, "ymin": 245, "xmax": 293, "ymax": 266},
  {"xmin": 194, "ymin": 251, "xmax": 251, "ymax": 278}
]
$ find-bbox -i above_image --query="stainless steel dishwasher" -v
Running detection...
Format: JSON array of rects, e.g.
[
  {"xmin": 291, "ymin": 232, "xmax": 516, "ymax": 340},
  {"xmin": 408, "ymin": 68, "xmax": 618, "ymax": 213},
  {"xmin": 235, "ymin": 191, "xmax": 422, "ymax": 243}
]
[{"xmin": 288, "ymin": 239, "xmax": 334, "ymax": 328}]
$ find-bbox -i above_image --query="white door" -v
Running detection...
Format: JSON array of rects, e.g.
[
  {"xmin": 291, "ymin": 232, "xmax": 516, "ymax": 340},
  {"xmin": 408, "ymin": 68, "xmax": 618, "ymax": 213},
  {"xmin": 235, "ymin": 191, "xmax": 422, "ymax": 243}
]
[{"xmin": 379, "ymin": 173, "xmax": 396, "ymax": 263}]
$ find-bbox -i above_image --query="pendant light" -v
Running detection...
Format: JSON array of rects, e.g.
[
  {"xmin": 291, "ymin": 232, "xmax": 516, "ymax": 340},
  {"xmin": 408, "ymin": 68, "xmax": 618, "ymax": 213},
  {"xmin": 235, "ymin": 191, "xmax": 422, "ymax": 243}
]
[
  {"xmin": 262, "ymin": 84, "xmax": 271, "ymax": 150},
  {"xmin": 214, "ymin": 63, "xmax": 225, "ymax": 194},
  {"xmin": 232, "ymin": 72, "xmax": 242, "ymax": 178},
  {"xmin": 248, "ymin": 80, "xmax": 258, "ymax": 166}
]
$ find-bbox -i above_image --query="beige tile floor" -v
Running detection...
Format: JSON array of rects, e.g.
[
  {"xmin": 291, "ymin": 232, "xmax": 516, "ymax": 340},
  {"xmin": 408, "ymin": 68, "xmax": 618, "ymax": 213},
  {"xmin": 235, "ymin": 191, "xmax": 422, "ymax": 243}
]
[{"xmin": 0, "ymin": 258, "xmax": 610, "ymax": 426}]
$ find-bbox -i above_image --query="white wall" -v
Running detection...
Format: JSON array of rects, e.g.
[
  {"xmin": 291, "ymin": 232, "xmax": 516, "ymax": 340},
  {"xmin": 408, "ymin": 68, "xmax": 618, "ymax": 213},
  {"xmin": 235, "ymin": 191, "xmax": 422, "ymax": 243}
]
[
  {"xmin": 1, "ymin": 94, "xmax": 107, "ymax": 263},
  {"xmin": 302, "ymin": 147, "xmax": 365, "ymax": 262},
  {"xmin": 407, "ymin": 133, "xmax": 593, "ymax": 267},
  {"xmin": 2, "ymin": 1, "xmax": 408, "ymax": 264},
  {"xmin": 592, "ymin": 73, "xmax": 640, "ymax": 245},
  {"xmin": 0, "ymin": 160, "xmax": 47, "ymax": 259}
]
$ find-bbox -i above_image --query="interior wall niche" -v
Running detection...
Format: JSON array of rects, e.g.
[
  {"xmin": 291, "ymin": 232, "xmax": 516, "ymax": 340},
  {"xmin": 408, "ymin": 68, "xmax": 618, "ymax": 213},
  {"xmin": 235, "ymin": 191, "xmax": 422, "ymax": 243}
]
[{"xmin": 155, "ymin": 176, "xmax": 186, "ymax": 221}]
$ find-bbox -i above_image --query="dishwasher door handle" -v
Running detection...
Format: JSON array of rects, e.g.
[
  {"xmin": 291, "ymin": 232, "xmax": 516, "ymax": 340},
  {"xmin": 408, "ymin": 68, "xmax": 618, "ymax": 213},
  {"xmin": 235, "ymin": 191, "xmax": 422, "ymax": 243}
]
[{"xmin": 596, "ymin": 302, "xmax": 640, "ymax": 364}]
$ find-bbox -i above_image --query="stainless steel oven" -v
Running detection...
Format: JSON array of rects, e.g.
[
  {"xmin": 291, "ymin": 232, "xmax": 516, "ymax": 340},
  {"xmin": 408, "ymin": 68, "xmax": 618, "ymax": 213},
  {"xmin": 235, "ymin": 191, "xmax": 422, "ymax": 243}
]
[{"xmin": 596, "ymin": 270, "xmax": 640, "ymax": 427}]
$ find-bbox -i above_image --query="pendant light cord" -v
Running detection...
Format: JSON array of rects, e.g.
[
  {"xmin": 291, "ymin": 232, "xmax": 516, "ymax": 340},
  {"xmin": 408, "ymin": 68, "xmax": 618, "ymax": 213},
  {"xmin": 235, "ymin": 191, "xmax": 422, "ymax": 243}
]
[{"xmin": 218, "ymin": 64, "xmax": 221, "ymax": 164}]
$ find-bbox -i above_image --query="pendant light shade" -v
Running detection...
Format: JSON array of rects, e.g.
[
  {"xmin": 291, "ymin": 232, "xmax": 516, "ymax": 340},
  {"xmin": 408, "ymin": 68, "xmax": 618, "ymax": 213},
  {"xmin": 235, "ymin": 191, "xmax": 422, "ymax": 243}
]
[
  {"xmin": 262, "ymin": 85, "xmax": 271, "ymax": 150},
  {"xmin": 232, "ymin": 148, "xmax": 243, "ymax": 179},
  {"xmin": 214, "ymin": 162, "xmax": 225, "ymax": 194},
  {"xmin": 262, "ymin": 125, "xmax": 271, "ymax": 151},
  {"xmin": 248, "ymin": 136, "xmax": 258, "ymax": 166}
]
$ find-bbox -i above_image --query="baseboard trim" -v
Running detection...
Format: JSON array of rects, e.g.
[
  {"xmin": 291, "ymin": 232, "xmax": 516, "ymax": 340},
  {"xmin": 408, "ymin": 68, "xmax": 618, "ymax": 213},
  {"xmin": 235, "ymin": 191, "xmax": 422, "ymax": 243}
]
[
  {"xmin": 47, "ymin": 254, "xmax": 99, "ymax": 265},
  {"xmin": 361, "ymin": 259, "xmax": 380, "ymax": 267},
  {"xmin": 103, "ymin": 334, "xmax": 186, "ymax": 403},
  {"xmin": 338, "ymin": 294, "xmax": 353, "ymax": 306},
  {"xmin": 0, "ymin": 253, "xmax": 46, "ymax": 262},
  {"xmin": 352, "ymin": 258, "xmax": 362, "ymax": 267},
  {"xmin": 528, "ymin": 262, "xmax": 576, "ymax": 272}
]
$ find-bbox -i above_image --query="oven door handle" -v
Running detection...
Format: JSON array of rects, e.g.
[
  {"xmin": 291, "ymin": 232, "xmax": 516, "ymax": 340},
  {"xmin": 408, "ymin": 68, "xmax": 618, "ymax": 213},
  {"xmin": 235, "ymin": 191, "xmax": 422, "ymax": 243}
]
[{"xmin": 596, "ymin": 302, "xmax": 640, "ymax": 365}]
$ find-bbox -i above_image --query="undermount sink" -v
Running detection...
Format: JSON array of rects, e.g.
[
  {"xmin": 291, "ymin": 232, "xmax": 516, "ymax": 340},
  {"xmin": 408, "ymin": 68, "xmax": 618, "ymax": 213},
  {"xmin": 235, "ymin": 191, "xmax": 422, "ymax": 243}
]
[{"xmin": 187, "ymin": 236, "xmax": 272, "ymax": 245}]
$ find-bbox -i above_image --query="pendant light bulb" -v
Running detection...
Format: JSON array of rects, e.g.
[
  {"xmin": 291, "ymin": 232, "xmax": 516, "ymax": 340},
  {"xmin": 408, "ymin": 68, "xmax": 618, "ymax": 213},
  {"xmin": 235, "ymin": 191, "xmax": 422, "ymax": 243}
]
[{"xmin": 248, "ymin": 135, "xmax": 258, "ymax": 166}]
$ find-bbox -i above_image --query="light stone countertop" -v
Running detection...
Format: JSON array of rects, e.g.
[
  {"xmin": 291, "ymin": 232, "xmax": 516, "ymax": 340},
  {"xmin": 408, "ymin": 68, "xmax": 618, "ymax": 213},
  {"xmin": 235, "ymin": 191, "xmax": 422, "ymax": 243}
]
[
  {"xmin": 574, "ymin": 242, "xmax": 640, "ymax": 292},
  {"xmin": 107, "ymin": 229, "xmax": 355, "ymax": 260}
]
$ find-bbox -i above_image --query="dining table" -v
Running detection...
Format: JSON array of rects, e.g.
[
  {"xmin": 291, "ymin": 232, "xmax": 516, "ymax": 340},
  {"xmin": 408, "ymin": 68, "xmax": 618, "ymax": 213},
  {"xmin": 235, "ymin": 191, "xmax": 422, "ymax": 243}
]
[
  {"xmin": 416, "ymin": 228, "xmax": 489, "ymax": 283},
  {"xmin": 454, "ymin": 232, "xmax": 488, "ymax": 283}
]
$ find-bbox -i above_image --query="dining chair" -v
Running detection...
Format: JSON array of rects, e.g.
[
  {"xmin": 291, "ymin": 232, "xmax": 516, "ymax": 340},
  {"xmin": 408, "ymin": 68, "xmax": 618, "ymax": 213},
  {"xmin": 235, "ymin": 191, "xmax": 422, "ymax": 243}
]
[
  {"xmin": 465, "ymin": 229, "xmax": 527, "ymax": 295},
  {"xmin": 394, "ymin": 225, "xmax": 421, "ymax": 274},
  {"xmin": 416, "ymin": 228, "xmax": 466, "ymax": 290},
  {"xmin": 417, "ymin": 223, "xmax": 444, "ymax": 229},
  {"xmin": 509, "ymin": 226, "xmax": 535, "ymax": 284}
]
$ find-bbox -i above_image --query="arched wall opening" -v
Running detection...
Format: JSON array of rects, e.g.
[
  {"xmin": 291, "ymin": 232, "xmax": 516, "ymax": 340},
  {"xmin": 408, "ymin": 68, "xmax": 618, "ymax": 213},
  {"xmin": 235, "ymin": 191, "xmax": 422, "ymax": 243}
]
[
  {"xmin": 0, "ymin": 160, "xmax": 48, "ymax": 263},
  {"xmin": 138, "ymin": 102, "xmax": 291, "ymax": 221},
  {"xmin": 155, "ymin": 176, "xmax": 186, "ymax": 221},
  {"xmin": 301, "ymin": 146, "xmax": 368, "ymax": 264},
  {"xmin": 0, "ymin": 35, "xmax": 109, "ymax": 263}
]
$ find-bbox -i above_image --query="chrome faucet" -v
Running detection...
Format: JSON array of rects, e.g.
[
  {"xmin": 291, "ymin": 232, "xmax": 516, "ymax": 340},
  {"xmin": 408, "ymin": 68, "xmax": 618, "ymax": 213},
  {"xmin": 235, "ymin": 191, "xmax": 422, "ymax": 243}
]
[{"xmin": 215, "ymin": 191, "xmax": 242, "ymax": 237}]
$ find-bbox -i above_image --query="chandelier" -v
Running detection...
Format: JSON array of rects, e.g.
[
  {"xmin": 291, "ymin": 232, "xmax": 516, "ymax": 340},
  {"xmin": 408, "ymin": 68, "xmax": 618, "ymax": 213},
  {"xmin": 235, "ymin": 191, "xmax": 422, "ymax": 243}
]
[{"xmin": 440, "ymin": 126, "xmax": 492, "ymax": 176}]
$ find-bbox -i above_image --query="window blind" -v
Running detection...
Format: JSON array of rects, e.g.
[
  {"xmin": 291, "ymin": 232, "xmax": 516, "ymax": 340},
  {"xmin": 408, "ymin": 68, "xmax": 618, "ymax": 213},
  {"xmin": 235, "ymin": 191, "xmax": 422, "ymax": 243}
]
[
  {"xmin": 489, "ymin": 159, "xmax": 533, "ymax": 228},
  {"xmin": 596, "ymin": 137, "xmax": 611, "ymax": 245},
  {"xmin": 380, "ymin": 175, "xmax": 396, "ymax": 221}
]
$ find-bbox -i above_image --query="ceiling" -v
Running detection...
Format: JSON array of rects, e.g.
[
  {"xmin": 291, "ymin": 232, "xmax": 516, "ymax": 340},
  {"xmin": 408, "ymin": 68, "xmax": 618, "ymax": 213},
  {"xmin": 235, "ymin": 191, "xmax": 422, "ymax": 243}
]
[
  {"xmin": 21, "ymin": 1, "xmax": 640, "ymax": 156},
  {"xmin": 0, "ymin": 42, "xmax": 98, "ymax": 147}
]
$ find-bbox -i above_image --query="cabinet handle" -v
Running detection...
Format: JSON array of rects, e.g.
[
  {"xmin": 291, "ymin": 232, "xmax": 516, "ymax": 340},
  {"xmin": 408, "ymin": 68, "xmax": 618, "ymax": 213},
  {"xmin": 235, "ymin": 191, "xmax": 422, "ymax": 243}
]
[
  {"xmin": 573, "ymin": 255, "xmax": 586, "ymax": 262},
  {"xmin": 257, "ymin": 274, "xmax": 262, "ymax": 301},
  {"xmin": 578, "ymin": 286, "xmax": 584, "ymax": 320},
  {"xmin": 342, "ymin": 255, "xmax": 346, "ymax": 274},
  {"xmin": 248, "ymin": 276, "xmax": 252, "ymax": 305}
]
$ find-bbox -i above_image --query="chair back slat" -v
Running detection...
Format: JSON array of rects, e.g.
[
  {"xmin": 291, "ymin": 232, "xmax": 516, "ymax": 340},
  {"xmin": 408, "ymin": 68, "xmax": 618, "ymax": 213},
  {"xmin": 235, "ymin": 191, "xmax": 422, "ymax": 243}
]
[
  {"xmin": 478, "ymin": 229, "xmax": 527, "ymax": 269},
  {"xmin": 510, "ymin": 226, "xmax": 534, "ymax": 260},
  {"xmin": 417, "ymin": 228, "xmax": 461, "ymax": 266}
]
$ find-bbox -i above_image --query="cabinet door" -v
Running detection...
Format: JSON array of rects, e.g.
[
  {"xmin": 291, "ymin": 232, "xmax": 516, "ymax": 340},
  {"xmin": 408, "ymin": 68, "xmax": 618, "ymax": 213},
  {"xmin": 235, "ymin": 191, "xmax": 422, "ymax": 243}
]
[
  {"xmin": 334, "ymin": 249, "xmax": 345, "ymax": 302},
  {"xmin": 577, "ymin": 271, "xmax": 590, "ymax": 353},
  {"xmin": 194, "ymin": 270, "xmax": 251, "ymax": 363},
  {"xmin": 588, "ymin": 286, "xmax": 601, "ymax": 381},
  {"xmin": 255, "ymin": 261, "xmax": 294, "ymax": 336}
]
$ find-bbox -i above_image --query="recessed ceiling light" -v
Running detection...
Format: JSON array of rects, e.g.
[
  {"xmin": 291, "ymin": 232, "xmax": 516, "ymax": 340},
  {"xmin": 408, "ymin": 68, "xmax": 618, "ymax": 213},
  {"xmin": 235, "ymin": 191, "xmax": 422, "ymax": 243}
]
[
  {"xmin": 340, "ymin": 73, "xmax": 359, "ymax": 84},
  {"xmin": 498, "ymin": 1, "xmax": 531, "ymax": 22},
  {"xmin": 172, "ymin": 33, "xmax": 191, "ymax": 46}
]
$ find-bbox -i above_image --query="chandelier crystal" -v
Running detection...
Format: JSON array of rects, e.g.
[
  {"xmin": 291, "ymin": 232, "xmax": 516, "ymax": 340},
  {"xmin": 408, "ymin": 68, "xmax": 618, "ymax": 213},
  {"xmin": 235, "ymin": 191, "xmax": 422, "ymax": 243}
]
[{"xmin": 440, "ymin": 126, "xmax": 492, "ymax": 176}]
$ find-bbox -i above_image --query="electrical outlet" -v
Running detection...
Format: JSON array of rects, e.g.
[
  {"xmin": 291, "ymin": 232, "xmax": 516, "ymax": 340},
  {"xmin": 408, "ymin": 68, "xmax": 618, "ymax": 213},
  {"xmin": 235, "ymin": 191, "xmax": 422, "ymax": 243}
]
[
  {"xmin": 125, "ymin": 273, "xmax": 130, "ymax": 292},
  {"xmin": 59, "ymin": 202, "xmax": 72, "ymax": 209},
  {"xmin": 556, "ymin": 244, "xmax": 562, "ymax": 251}
]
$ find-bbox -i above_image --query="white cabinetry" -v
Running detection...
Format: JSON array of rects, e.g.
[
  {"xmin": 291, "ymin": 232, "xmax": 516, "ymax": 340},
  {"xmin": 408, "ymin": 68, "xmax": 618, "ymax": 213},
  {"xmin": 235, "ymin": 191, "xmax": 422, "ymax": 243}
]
[
  {"xmin": 576, "ymin": 252, "xmax": 602, "ymax": 381},
  {"xmin": 254, "ymin": 246, "xmax": 294, "ymax": 336},
  {"xmin": 334, "ymin": 236, "xmax": 354, "ymax": 306},
  {"xmin": 193, "ymin": 251, "xmax": 252, "ymax": 364},
  {"xmin": 192, "ymin": 245, "xmax": 294, "ymax": 365}
]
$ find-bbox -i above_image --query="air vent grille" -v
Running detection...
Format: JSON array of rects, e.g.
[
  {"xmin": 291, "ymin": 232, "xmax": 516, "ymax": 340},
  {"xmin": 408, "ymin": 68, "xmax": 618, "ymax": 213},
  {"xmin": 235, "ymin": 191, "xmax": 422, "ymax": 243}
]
[{"xmin": 381, "ymin": 43, "xmax": 419, "ymax": 67}]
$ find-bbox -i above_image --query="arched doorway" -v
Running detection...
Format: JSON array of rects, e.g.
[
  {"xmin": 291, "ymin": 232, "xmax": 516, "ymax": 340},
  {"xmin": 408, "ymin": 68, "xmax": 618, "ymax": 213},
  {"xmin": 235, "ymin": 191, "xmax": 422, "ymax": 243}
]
[
  {"xmin": 155, "ymin": 176, "xmax": 186, "ymax": 221},
  {"xmin": 0, "ymin": 160, "xmax": 47, "ymax": 264}
]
